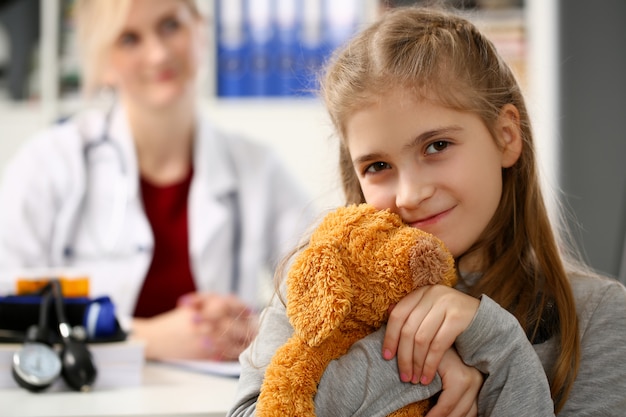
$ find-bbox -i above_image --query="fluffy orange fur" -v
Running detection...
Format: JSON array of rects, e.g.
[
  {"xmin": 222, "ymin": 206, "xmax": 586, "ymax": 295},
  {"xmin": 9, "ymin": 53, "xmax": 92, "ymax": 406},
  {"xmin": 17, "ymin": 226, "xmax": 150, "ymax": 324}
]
[{"xmin": 256, "ymin": 204, "xmax": 457, "ymax": 417}]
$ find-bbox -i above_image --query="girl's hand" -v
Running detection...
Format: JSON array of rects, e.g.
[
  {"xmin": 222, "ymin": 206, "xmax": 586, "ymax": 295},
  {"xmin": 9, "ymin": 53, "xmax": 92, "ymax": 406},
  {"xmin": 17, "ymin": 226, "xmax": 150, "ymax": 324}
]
[
  {"xmin": 425, "ymin": 348, "xmax": 482, "ymax": 417},
  {"xmin": 383, "ymin": 285, "xmax": 479, "ymax": 386},
  {"xmin": 178, "ymin": 292, "xmax": 259, "ymax": 361}
]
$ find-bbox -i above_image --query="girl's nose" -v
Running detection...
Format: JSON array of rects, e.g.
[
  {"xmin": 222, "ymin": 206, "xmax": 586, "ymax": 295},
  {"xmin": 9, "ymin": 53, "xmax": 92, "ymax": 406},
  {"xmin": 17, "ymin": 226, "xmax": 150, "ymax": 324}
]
[{"xmin": 395, "ymin": 173, "xmax": 435, "ymax": 210}]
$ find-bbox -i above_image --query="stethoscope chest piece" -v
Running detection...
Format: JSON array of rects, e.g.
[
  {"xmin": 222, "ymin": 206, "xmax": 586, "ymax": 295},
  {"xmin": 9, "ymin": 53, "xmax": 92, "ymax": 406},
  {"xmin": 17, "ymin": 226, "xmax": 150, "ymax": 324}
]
[
  {"xmin": 11, "ymin": 280, "xmax": 98, "ymax": 392},
  {"xmin": 12, "ymin": 341, "xmax": 62, "ymax": 392}
]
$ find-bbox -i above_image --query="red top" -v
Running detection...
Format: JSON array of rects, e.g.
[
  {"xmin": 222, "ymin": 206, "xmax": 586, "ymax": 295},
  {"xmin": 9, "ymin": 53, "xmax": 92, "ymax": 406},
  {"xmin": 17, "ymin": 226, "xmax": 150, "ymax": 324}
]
[{"xmin": 133, "ymin": 169, "xmax": 196, "ymax": 318}]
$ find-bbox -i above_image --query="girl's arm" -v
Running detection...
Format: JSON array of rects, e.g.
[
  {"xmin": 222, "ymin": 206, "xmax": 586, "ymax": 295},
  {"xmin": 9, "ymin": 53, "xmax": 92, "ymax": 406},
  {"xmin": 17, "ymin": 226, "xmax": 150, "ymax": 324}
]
[
  {"xmin": 314, "ymin": 327, "xmax": 442, "ymax": 416},
  {"xmin": 554, "ymin": 277, "xmax": 626, "ymax": 416},
  {"xmin": 228, "ymin": 305, "xmax": 443, "ymax": 417},
  {"xmin": 458, "ymin": 278, "xmax": 626, "ymax": 416},
  {"xmin": 228, "ymin": 296, "xmax": 480, "ymax": 417},
  {"xmin": 230, "ymin": 278, "xmax": 626, "ymax": 417},
  {"xmin": 455, "ymin": 295, "xmax": 555, "ymax": 416},
  {"xmin": 317, "ymin": 294, "xmax": 554, "ymax": 416}
]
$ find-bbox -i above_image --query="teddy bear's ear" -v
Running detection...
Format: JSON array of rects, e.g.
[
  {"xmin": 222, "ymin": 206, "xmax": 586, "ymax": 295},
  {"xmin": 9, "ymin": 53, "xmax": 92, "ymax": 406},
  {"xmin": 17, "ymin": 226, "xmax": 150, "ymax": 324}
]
[{"xmin": 286, "ymin": 244, "xmax": 352, "ymax": 347}]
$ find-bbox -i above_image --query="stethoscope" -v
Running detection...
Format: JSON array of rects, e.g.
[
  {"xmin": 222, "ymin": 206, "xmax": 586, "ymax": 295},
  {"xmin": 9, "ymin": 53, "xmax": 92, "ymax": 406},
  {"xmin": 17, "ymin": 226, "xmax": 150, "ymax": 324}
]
[
  {"xmin": 63, "ymin": 106, "xmax": 131, "ymax": 259},
  {"xmin": 62, "ymin": 105, "xmax": 243, "ymax": 293}
]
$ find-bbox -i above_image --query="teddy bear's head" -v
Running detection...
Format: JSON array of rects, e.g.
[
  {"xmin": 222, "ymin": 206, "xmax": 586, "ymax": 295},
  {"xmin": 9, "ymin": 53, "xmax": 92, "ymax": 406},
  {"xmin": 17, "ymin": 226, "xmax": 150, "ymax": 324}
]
[{"xmin": 287, "ymin": 204, "xmax": 457, "ymax": 348}]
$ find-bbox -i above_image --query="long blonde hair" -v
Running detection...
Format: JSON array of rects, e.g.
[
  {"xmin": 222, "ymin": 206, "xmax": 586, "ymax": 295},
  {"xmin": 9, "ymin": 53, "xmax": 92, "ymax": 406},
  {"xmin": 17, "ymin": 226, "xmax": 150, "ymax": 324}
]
[
  {"xmin": 320, "ymin": 6, "xmax": 580, "ymax": 412},
  {"xmin": 74, "ymin": 0, "xmax": 201, "ymax": 97}
]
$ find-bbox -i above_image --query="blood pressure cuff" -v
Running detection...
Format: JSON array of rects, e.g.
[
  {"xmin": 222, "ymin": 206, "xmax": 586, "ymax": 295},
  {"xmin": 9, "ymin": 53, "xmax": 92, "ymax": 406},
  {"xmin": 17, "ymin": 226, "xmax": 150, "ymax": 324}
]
[{"xmin": 0, "ymin": 295, "xmax": 126, "ymax": 344}]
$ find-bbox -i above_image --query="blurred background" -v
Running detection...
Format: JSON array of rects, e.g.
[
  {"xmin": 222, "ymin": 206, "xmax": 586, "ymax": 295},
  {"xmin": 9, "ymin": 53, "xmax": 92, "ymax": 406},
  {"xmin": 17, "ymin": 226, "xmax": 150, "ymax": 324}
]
[{"xmin": 0, "ymin": 0, "xmax": 624, "ymax": 282}]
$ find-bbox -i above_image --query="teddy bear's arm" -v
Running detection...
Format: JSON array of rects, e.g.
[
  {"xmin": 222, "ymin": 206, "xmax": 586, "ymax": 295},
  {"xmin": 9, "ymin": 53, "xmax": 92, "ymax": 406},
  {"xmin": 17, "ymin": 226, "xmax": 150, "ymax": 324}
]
[{"xmin": 257, "ymin": 337, "xmax": 325, "ymax": 417}]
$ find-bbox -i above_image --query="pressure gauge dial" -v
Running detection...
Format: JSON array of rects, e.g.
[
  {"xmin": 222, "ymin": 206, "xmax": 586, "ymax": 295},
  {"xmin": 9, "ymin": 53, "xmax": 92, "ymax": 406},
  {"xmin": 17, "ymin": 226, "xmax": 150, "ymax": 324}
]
[{"xmin": 12, "ymin": 342, "xmax": 62, "ymax": 392}]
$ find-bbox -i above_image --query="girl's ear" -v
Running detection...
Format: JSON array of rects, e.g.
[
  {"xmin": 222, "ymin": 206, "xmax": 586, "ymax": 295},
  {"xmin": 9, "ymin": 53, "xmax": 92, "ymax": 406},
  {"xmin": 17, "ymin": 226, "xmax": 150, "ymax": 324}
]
[{"xmin": 497, "ymin": 104, "xmax": 523, "ymax": 168}]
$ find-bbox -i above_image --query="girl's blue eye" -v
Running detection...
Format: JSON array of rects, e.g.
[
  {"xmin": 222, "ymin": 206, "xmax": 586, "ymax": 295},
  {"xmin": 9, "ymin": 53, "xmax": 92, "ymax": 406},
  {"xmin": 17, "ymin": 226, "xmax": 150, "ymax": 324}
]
[
  {"xmin": 425, "ymin": 140, "xmax": 449, "ymax": 155},
  {"xmin": 364, "ymin": 161, "xmax": 391, "ymax": 174}
]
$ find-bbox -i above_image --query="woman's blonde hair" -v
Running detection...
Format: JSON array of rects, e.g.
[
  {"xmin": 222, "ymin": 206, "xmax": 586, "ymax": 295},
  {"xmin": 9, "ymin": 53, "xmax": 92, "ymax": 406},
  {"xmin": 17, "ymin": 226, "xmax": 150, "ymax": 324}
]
[
  {"xmin": 320, "ymin": 6, "xmax": 580, "ymax": 412},
  {"xmin": 74, "ymin": 0, "xmax": 201, "ymax": 97}
]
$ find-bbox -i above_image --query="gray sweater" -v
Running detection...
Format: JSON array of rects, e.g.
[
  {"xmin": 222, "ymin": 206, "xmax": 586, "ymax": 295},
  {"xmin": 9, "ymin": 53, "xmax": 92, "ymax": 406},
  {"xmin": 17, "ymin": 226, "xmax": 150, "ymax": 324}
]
[{"xmin": 227, "ymin": 273, "xmax": 626, "ymax": 416}]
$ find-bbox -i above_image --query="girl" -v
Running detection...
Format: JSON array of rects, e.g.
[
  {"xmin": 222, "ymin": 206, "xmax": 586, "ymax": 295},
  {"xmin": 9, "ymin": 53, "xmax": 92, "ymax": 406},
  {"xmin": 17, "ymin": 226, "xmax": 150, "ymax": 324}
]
[
  {"xmin": 0, "ymin": 0, "xmax": 314, "ymax": 361},
  {"xmin": 228, "ymin": 5, "xmax": 626, "ymax": 416}
]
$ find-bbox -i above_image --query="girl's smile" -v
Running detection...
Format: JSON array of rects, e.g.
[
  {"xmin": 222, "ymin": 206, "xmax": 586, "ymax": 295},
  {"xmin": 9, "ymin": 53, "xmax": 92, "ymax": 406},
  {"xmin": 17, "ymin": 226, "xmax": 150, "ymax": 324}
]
[{"xmin": 406, "ymin": 206, "xmax": 455, "ymax": 229}]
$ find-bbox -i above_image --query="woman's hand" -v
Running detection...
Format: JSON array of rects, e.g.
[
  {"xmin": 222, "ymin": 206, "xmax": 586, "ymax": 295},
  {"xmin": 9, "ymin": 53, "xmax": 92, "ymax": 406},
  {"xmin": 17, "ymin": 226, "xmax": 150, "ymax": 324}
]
[
  {"xmin": 425, "ymin": 348, "xmax": 482, "ymax": 417},
  {"xmin": 178, "ymin": 292, "xmax": 259, "ymax": 361},
  {"xmin": 383, "ymin": 285, "xmax": 480, "ymax": 386},
  {"xmin": 132, "ymin": 292, "xmax": 258, "ymax": 361},
  {"xmin": 132, "ymin": 306, "xmax": 212, "ymax": 360}
]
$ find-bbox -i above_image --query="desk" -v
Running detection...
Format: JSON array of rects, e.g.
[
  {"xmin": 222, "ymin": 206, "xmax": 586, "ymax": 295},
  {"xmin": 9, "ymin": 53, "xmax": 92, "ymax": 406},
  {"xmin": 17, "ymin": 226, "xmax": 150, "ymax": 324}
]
[{"xmin": 0, "ymin": 362, "xmax": 239, "ymax": 417}]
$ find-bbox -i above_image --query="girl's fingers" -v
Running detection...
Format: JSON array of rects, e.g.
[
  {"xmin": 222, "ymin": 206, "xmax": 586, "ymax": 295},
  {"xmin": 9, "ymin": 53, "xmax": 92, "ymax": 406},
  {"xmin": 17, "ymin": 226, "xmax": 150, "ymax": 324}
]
[
  {"xmin": 410, "ymin": 308, "xmax": 446, "ymax": 384},
  {"xmin": 424, "ymin": 348, "xmax": 481, "ymax": 417},
  {"xmin": 466, "ymin": 403, "xmax": 479, "ymax": 417},
  {"xmin": 395, "ymin": 306, "xmax": 431, "ymax": 381},
  {"xmin": 383, "ymin": 288, "xmax": 428, "ymax": 360},
  {"xmin": 415, "ymin": 297, "xmax": 466, "ymax": 384},
  {"xmin": 383, "ymin": 285, "xmax": 481, "ymax": 384},
  {"xmin": 419, "ymin": 291, "xmax": 481, "ymax": 384},
  {"xmin": 390, "ymin": 286, "xmax": 441, "ymax": 382},
  {"xmin": 426, "ymin": 388, "xmax": 476, "ymax": 417}
]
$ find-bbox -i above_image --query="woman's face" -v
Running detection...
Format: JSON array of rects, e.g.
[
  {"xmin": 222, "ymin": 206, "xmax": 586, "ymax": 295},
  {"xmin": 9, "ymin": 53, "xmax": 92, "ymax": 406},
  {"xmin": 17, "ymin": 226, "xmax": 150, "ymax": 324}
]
[
  {"xmin": 104, "ymin": 0, "xmax": 203, "ymax": 109},
  {"xmin": 345, "ymin": 88, "xmax": 521, "ymax": 270}
]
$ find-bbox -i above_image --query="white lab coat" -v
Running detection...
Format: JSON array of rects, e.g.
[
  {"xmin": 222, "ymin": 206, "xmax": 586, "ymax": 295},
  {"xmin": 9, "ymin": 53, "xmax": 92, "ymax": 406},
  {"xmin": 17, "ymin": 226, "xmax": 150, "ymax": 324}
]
[{"xmin": 0, "ymin": 105, "xmax": 317, "ymax": 321}]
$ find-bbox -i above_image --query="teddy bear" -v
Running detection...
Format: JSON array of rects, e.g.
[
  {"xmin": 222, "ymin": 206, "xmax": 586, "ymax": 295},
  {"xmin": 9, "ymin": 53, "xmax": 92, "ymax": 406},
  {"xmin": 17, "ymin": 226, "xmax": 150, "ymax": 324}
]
[{"xmin": 256, "ymin": 203, "xmax": 457, "ymax": 417}]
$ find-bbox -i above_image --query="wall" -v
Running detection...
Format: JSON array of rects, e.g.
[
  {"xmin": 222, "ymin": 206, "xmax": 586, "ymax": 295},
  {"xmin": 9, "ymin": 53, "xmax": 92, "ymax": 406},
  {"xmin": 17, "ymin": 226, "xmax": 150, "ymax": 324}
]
[
  {"xmin": 204, "ymin": 100, "xmax": 344, "ymax": 211},
  {"xmin": 0, "ymin": 103, "xmax": 46, "ymax": 178},
  {"xmin": 559, "ymin": 0, "xmax": 626, "ymax": 279}
]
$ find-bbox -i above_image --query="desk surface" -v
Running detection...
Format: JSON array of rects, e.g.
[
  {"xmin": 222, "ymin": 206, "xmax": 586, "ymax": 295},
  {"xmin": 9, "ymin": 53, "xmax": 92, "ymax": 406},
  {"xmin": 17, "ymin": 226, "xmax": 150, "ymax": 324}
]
[{"xmin": 1, "ymin": 362, "xmax": 240, "ymax": 417}]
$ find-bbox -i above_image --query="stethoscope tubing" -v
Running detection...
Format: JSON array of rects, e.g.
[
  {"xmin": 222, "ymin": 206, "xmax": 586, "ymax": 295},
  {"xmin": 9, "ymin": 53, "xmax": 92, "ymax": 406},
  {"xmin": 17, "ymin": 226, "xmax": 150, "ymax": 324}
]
[{"xmin": 65, "ymin": 106, "xmax": 130, "ymax": 258}]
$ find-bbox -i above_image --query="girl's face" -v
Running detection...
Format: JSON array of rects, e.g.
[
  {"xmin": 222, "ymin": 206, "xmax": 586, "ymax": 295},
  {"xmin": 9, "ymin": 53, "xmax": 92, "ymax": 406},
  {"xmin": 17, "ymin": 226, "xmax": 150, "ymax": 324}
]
[
  {"xmin": 346, "ymin": 89, "xmax": 521, "ymax": 270},
  {"xmin": 104, "ymin": 0, "xmax": 203, "ymax": 109}
]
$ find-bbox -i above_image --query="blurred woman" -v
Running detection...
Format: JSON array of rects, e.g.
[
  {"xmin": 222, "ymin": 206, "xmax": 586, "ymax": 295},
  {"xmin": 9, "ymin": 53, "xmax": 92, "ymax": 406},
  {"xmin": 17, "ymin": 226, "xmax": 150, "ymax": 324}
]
[{"xmin": 0, "ymin": 0, "xmax": 315, "ymax": 361}]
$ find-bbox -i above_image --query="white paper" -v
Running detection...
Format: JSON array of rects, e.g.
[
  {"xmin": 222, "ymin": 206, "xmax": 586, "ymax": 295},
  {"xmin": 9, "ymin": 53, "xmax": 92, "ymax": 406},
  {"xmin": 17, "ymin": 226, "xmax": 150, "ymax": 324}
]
[{"xmin": 159, "ymin": 359, "xmax": 241, "ymax": 378}]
